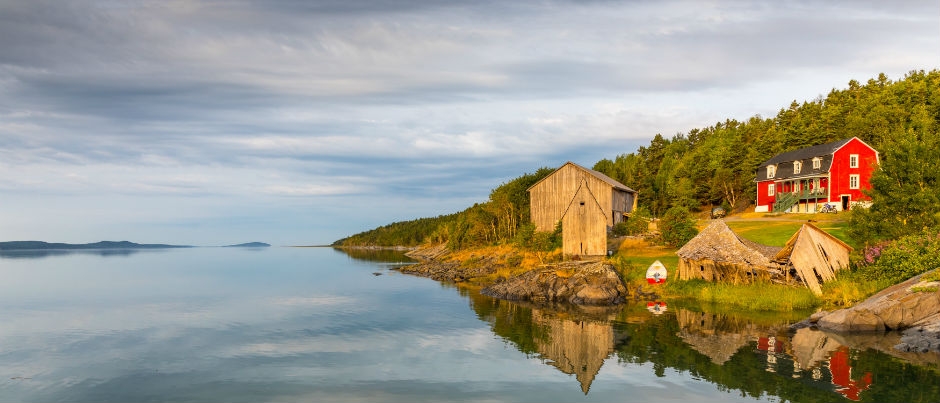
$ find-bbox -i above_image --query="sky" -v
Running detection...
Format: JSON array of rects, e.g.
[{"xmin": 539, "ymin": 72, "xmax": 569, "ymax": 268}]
[{"xmin": 1, "ymin": 0, "xmax": 938, "ymax": 246}]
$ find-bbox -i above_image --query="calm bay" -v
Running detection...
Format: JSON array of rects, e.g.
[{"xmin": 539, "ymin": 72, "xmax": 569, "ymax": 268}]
[{"xmin": 1, "ymin": 247, "xmax": 937, "ymax": 402}]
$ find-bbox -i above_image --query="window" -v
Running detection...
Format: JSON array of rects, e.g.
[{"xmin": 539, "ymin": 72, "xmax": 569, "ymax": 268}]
[
  {"xmin": 767, "ymin": 165, "xmax": 776, "ymax": 178},
  {"xmin": 812, "ymin": 158, "xmax": 821, "ymax": 169},
  {"xmin": 768, "ymin": 183, "xmax": 776, "ymax": 196},
  {"xmin": 793, "ymin": 161, "xmax": 802, "ymax": 174},
  {"xmin": 850, "ymin": 154, "xmax": 859, "ymax": 168},
  {"xmin": 849, "ymin": 174, "xmax": 859, "ymax": 189}
]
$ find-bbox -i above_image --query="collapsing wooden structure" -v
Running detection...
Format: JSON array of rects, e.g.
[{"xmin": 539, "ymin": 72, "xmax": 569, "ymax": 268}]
[
  {"xmin": 773, "ymin": 223, "xmax": 853, "ymax": 294},
  {"xmin": 676, "ymin": 220, "xmax": 782, "ymax": 284},
  {"xmin": 676, "ymin": 220, "xmax": 852, "ymax": 295}
]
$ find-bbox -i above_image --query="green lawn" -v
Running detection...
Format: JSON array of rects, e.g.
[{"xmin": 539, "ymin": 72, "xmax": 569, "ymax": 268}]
[{"xmin": 726, "ymin": 219, "xmax": 853, "ymax": 248}]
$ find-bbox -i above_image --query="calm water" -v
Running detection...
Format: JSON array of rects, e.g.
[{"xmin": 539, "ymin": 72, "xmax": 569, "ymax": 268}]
[{"xmin": 1, "ymin": 247, "xmax": 938, "ymax": 402}]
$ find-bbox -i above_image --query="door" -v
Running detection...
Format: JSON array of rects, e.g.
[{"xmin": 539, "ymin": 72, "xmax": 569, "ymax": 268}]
[{"xmin": 841, "ymin": 195, "xmax": 850, "ymax": 211}]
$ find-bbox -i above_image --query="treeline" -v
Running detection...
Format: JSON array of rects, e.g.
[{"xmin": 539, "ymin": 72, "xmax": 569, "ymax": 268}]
[
  {"xmin": 333, "ymin": 167, "xmax": 556, "ymax": 248},
  {"xmin": 593, "ymin": 70, "xmax": 940, "ymax": 218},
  {"xmin": 336, "ymin": 70, "xmax": 940, "ymax": 248}
]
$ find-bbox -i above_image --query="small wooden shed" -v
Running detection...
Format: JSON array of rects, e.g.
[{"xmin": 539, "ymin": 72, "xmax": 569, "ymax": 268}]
[
  {"xmin": 676, "ymin": 220, "xmax": 782, "ymax": 284},
  {"xmin": 773, "ymin": 223, "xmax": 852, "ymax": 295},
  {"xmin": 528, "ymin": 162, "xmax": 637, "ymax": 256}
]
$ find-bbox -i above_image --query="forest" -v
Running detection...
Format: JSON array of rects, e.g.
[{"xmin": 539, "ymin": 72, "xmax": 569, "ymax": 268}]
[{"xmin": 334, "ymin": 70, "xmax": 940, "ymax": 250}]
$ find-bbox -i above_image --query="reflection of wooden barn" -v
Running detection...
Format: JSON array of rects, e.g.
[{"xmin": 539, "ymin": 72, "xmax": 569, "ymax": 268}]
[
  {"xmin": 773, "ymin": 223, "xmax": 852, "ymax": 295},
  {"xmin": 676, "ymin": 220, "xmax": 781, "ymax": 284},
  {"xmin": 528, "ymin": 162, "xmax": 637, "ymax": 256}
]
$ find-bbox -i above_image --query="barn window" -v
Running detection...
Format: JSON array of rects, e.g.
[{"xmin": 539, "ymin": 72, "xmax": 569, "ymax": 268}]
[
  {"xmin": 579, "ymin": 201, "xmax": 585, "ymax": 206},
  {"xmin": 849, "ymin": 174, "xmax": 859, "ymax": 189},
  {"xmin": 768, "ymin": 183, "xmax": 775, "ymax": 196},
  {"xmin": 849, "ymin": 154, "xmax": 859, "ymax": 168}
]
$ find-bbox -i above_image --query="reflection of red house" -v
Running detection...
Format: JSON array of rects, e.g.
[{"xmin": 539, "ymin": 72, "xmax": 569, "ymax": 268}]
[
  {"xmin": 829, "ymin": 347, "xmax": 872, "ymax": 401},
  {"xmin": 755, "ymin": 137, "xmax": 879, "ymax": 213},
  {"xmin": 757, "ymin": 336, "xmax": 784, "ymax": 353}
]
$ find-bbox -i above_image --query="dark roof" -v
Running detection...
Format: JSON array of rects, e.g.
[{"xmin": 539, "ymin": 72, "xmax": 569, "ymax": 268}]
[
  {"xmin": 759, "ymin": 138, "xmax": 852, "ymax": 167},
  {"xmin": 755, "ymin": 138, "xmax": 854, "ymax": 181}
]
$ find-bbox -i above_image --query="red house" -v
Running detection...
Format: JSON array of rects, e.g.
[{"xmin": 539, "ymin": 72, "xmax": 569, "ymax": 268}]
[{"xmin": 755, "ymin": 137, "xmax": 878, "ymax": 213}]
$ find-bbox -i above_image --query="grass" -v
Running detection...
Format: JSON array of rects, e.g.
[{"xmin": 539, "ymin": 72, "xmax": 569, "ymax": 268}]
[
  {"xmin": 664, "ymin": 279, "xmax": 821, "ymax": 311},
  {"xmin": 818, "ymin": 271, "xmax": 892, "ymax": 307}
]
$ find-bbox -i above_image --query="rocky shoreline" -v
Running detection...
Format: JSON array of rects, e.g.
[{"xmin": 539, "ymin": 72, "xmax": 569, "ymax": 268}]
[
  {"xmin": 399, "ymin": 244, "xmax": 630, "ymax": 306},
  {"xmin": 796, "ymin": 273, "xmax": 940, "ymax": 354}
]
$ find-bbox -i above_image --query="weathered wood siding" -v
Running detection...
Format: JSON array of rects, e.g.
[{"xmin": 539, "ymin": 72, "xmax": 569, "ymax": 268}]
[
  {"xmin": 677, "ymin": 258, "xmax": 772, "ymax": 284},
  {"xmin": 788, "ymin": 226, "xmax": 851, "ymax": 295},
  {"xmin": 561, "ymin": 185, "xmax": 608, "ymax": 256},
  {"xmin": 611, "ymin": 189, "xmax": 636, "ymax": 224},
  {"xmin": 529, "ymin": 163, "xmax": 615, "ymax": 232}
]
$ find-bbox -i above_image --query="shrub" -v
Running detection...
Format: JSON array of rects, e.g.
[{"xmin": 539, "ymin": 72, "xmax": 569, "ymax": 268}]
[
  {"xmin": 658, "ymin": 206, "xmax": 698, "ymax": 247},
  {"xmin": 854, "ymin": 230, "xmax": 940, "ymax": 284}
]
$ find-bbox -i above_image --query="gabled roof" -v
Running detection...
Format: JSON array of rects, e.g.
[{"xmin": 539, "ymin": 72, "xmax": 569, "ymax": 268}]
[
  {"xmin": 759, "ymin": 138, "xmax": 853, "ymax": 168},
  {"xmin": 677, "ymin": 219, "xmax": 780, "ymax": 266},
  {"xmin": 528, "ymin": 161, "xmax": 637, "ymax": 194}
]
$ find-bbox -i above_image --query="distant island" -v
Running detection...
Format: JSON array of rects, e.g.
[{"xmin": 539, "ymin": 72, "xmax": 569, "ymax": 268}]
[
  {"xmin": 222, "ymin": 242, "xmax": 271, "ymax": 247},
  {"xmin": 0, "ymin": 241, "xmax": 192, "ymax": 250}
]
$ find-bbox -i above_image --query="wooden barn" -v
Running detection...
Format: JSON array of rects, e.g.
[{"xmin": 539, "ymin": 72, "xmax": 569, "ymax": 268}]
[
  {"xmin": 773, "ymin": 223, "xmax": 852, "ymax": 295},
  {"xmin": 676, "ymin": 220, "xmax": 782, "ymax": 284},
  {"xmin": 528, "ymin": 162, "xmax": 637, "ymax": 256}
]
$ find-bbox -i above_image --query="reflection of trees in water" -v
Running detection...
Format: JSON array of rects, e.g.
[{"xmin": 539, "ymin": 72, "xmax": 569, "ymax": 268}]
[
  {"xmin": 458, "ymin": 289, "xmax": 940, "ymax": 401},
  {"xmin": 333, "ymin": 248, "xmax": 416, "ymax": 264},
  {"xmin": 618, "ymin": 306, "xmax": 940, "ymax": 403}
]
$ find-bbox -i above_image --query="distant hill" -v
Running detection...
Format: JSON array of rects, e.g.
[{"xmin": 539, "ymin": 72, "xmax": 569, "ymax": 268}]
[
  {"xmin": 0, "ymin": 241, "xmax": 192, "ymax": 250},
  {"xmin": 222, "ymin": 242, "xmax": 271, "ymax": 247}
]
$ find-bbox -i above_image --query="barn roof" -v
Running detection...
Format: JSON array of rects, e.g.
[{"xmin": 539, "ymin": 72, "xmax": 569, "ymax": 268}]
[
  {"xmin": 528, "ymin": 161, "xmax": 637, "ymax": 194},
  {"xmin": 677, "ymin": 219, "xmax": 781, "ymax": 266}
]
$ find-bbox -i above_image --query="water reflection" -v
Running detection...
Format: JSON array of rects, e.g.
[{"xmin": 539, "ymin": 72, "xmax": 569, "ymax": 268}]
[
  {"xmin": 0, "ymin": 248, "xmax": 161, "ymax": 259},
  {"xmin": 333, "ymin": 247, "xmax": 416, "ymax": 268},
  {"xmin": 322, "ymin": 248, "xmax": 940, "ymax": 401}
]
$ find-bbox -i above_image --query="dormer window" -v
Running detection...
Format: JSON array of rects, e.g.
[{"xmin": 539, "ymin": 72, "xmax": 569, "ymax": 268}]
[
  {"xmin": 767, "ymin": 165, "xmax": 776, "ymax": 179},
  {"xmin": 812, "ymin": 158, "xmax": 821, "ymax": 169},
  {"xmin": 793, "ymin": 161, "xmax": 802, "ymax": 175}
]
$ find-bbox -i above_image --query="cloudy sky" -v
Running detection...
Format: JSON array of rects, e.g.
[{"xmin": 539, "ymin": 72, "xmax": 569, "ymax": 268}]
[{"xmin": 1, "ymin": 0, "xmax": 937, "ymax": 245}]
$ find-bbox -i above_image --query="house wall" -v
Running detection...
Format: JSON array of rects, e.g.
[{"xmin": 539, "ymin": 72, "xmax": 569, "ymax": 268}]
[
  {"xmin": 829, "ymin": 138, "xmax": 879, "ymax": 208},
  {"xmin": 755, "ymin": 180, "xmax": 775, "ymax": 211}
]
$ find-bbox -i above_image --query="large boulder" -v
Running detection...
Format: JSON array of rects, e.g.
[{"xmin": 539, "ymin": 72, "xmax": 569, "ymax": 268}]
[
  {"xmin": 815, "ymin": 274, "xmax": 940, "ymax": 333},
  {"xmin": 481, "ymin": 261, "xmax": 628, "ymax": 306}
]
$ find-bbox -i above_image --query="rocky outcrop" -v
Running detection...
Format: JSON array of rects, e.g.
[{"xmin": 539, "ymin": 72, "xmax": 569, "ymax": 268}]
[
  {"xmin": 808, "ymin": 273, "xmax": 940, "ymax": 353},
  {"xmin": 399, "ymin": 245, "xmax": 628, "ymax": 306},
  {"xmin": 480, "ymin": 261, "xmax": 628, "ymax": 305}
]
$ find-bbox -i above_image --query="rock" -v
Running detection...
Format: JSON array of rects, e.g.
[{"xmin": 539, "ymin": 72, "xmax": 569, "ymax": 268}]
[
  {"xmin": 481, "ymin": 261, "xmax": 628, "ymax": 306},
  {"xmin": 812, "ymin": 272, "xmax": 940, "ymax": 353},
  {"xmin": 817, "ymin": 308, "xmax": 885, "ymax": 332}
]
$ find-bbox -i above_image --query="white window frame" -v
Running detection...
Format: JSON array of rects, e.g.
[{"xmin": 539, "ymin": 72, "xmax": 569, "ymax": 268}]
[
  {"xmin": 850, "ymin": 154, "xmax": 859, "ymax": 168},
  {"xmin": 768, "ymin": 183, "xmax": 776, "ymax": 196},
  {"xmin": 812, "ymin": 158, "xmax": 821, "ymax": 169},
  {"xmin": 767, "ymin": 165, "xmax": 776, "ymax": 179},
  {"xmin": 849, "ymin": 174, "xmax": 860, "ymax": 189},
  {"xmin": 793, "ymin": 161, "xmax": 802, "ymax": 175}
]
